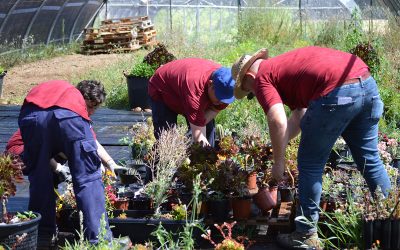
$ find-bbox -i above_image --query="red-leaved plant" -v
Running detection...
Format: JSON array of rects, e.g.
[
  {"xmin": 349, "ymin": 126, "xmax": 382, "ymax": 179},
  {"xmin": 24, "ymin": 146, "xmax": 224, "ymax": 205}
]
[
  {"xmin": 0, "ymin": 153, "xmax": 24, "ymax": 223},
  {"xmin": 201, "ymin": 221, "xmax": 253, "ymax": 250}
]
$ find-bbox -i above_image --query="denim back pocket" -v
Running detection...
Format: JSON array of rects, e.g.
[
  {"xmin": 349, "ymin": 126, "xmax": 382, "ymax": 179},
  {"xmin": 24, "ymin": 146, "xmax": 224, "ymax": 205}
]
[{"xmin": 370, "ymin": 95, "xmax": 384, "ymax": 120}]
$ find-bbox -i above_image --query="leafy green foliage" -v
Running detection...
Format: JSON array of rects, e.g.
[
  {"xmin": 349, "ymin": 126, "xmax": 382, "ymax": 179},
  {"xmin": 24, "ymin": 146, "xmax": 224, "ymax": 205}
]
[
  {"xmin": 128, "ymin": 62, "xmax": 157, "ymax": 78},
  {"xmin": 0, "ymin": 66, "xmax": 5, "ymax": 74},
  {"xmin": 16, "ymin": 211, "xmax": 37, "ymax": 220}
]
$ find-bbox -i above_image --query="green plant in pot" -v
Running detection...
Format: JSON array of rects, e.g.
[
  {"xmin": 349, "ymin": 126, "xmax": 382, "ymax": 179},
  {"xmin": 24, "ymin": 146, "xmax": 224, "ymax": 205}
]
[
  {"xmin": 230, "ymin": 168, "xmax": 252, "ymax": 220},
  {"xmin": 125, "ymin": 43, "xmax": 176, "ymax": 111},
  {"xmin": 0, "ymin": 153, "xmax": 41, "ymax": 249},
  {"xmin": 144, "ymin": 125, "xmax": 190, "ymax": 217},
  {"xmin": 121, "ymin": 117, "xmax": 155, "ymax": 162}
]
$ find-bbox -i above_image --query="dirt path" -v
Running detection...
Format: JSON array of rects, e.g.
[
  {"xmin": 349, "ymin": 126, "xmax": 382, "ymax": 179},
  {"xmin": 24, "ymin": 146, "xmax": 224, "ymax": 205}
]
[{"xmin": 1, "ymin": 53, "xmax": 131, "ymax": 104}]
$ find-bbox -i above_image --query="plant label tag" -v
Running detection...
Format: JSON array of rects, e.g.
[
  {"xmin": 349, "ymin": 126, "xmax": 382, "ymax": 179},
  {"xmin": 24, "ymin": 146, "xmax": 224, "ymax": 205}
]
[{"xmin": 337, "ymin": 97, "xmax": 352, "ymax": 105}]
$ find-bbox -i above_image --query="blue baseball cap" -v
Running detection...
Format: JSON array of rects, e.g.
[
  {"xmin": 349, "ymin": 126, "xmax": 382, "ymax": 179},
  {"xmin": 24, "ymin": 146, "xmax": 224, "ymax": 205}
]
[{"xmin": 212, "ymin": 67, "xmax": 236, "ymax": 104}]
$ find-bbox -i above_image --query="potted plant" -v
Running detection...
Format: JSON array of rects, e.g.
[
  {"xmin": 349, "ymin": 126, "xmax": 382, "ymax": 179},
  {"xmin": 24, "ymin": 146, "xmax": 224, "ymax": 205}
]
[
  {"xmin": 231, "ymin": 177, "xmax": 252, "ymax": 220},
  {"xmin": 143, "ymin": 125, "xmax": 190, "ymax": 217},
  {"xmin": 0, "ymin": 65, "xmax": 6, "ymax": 98},
  {"xmin": 125, "ymin": 62, "xmax": 156, "ymax": 111},
  {"xmin": 125, "ymin": 43, "xmax": 176, "ymax": 112},
  {"xmin": 0, "ymin": 153, "xmax": 41, "ymax": 249}
]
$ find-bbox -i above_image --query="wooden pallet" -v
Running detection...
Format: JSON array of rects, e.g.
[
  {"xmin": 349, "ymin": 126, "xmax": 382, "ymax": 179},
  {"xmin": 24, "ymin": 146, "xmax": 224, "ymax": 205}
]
[{"xmin": 81, "ymin": 16, "xmax": 157, "ymax": 54}]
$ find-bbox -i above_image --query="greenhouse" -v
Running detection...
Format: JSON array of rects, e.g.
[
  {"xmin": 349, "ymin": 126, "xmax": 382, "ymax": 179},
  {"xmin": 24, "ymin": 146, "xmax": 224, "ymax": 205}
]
[{"xmin": 0, "ymin": 0, "xmax": 400, "ymax": 249}]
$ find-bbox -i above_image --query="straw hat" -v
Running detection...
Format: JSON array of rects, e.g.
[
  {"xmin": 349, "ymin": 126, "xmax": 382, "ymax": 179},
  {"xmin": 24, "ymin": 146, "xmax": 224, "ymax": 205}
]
[{"xmin": 231, "ymin": 48, "xmax": 268, "ymax": 99}]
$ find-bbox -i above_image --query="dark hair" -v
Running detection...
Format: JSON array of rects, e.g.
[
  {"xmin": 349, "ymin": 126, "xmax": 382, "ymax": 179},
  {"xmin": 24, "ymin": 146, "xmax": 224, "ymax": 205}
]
[{"xmin": 76, "ymin": 80, "xmax": 106, "ymax": 104}]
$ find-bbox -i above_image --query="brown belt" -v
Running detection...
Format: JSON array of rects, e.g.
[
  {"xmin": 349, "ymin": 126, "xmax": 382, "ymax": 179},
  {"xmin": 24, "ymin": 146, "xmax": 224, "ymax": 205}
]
[{"xmin": 342, "ymin": 71, "xmax": 371, "ymax": 85}]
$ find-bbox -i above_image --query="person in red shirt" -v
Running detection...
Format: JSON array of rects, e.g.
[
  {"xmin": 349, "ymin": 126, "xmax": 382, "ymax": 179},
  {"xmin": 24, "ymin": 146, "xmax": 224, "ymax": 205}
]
[
  {"xmin": 148, "ymin": 58, "xmax": 235, "ymax": 147},
  {"xmin": 17, "ymin": 80, "xmax": 121, "ymax": 247},
  {"xmin": 232, "ymin": 46, "xmax": 390, "ymax": 249}
]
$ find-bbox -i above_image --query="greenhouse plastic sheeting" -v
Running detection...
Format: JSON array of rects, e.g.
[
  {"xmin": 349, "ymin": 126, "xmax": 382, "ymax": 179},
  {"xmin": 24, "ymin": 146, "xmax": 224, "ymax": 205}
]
[
  {"xmin": 0, "ymin": 0, "xmax": 102, "ymax": 45},
  {"xmin": 98, "ymin": 0, "xmax": 398, "ymax": 40},
  {"xmin": 0, "ymin": 0, "xmax": 399, "ymax": 46}
]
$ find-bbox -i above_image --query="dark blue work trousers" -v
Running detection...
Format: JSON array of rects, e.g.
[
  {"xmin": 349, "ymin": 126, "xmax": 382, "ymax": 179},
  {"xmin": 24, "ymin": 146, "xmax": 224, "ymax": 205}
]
[
  {"xmin": 18, "ymin": 104, "xmax": 111, "ymax": 244},
  {"xmin": 150, "ymin": 98, "xmax": 216, "ymax": 147}
]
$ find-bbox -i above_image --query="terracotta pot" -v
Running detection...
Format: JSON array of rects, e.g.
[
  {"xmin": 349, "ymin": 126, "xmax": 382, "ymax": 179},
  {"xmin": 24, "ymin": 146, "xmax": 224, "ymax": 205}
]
[
  {"xmin": 232, "ymin": 197, "xmax": 252, "ymax": 220},
  {"xmin": 247, "ymin": 172, "xmax": 257, "ymax": 190},
  {"xmin": 253, "ymin": 186, "xmax": 278, "ymax": 214},
  {"xmin": 114, "ymin": 198, "xmax": 129, "ymax": 210}
]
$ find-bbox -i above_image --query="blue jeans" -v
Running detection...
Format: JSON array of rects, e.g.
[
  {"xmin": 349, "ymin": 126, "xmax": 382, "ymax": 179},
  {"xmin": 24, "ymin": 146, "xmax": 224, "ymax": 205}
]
[
  {"xmin": 296, "ymin": 76, "xmax": 391, "ymax": 233},
  {"xmin": 150, "ymin": 98, "xmax": 216, "ymax": 147}
]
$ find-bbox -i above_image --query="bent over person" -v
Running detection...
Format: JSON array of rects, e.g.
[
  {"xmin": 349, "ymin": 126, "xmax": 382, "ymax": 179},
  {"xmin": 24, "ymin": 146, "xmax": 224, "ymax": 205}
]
[
  {"xmin": 231, "ymin": 46, "xmax": 391, "ymax": 249},
  {"xmin": 148, "ymin": 58, "xmax": 235, "ymax": 147},
  {"xmin": 18, "ymin": 80, "xmax": 112, "ymax": 247}
]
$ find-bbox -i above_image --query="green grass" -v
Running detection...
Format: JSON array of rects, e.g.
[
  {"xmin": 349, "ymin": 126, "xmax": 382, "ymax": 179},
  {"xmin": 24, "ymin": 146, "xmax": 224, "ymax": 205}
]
[{"xmin": 0, "ymin": 42, "xmax": 80, "ymax": 69}]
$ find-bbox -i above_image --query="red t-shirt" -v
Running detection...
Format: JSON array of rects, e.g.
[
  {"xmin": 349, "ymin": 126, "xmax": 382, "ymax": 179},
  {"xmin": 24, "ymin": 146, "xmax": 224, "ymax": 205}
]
[
  {"xmin": 23, "ymin": 80, "xmax": 90, "ymax": 121},
  {"xmin": 255, "ymin": 46, "xmax": 369, "ymax": 113},
  {"xmin": 148, "ymin": 58, "xmax": 228, "ymax": 126},
  {"xmin": 6, "ymin": 129, "xmax": 24, "ymax": 156}
]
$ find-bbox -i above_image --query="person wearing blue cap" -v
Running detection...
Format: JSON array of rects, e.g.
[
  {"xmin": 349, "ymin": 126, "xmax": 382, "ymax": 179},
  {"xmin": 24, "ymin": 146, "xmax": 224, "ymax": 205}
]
[{"xmin": 148, "ymin": 58, "xmax": 235, "ymax": 147}]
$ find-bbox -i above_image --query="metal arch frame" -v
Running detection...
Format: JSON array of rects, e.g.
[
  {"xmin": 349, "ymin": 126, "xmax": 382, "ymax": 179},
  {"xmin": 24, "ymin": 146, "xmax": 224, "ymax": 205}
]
[
  {"xmin": 0, "ymin": 0, "xmax": 24, "ymax": 35},
  {"xmin": 75, "ymin": 1, "xmax": 105, "ymax": 42},
  {"xmin": 23, "ymin": 0, "xmax": 48, "ymax": 42},
  {"xmin": 69, "ymin": 0, "xmax": 90, "ymax": 42},
  {"xmin": 46, "ymin": 0, "xmax": 71, "ymax": 44}
]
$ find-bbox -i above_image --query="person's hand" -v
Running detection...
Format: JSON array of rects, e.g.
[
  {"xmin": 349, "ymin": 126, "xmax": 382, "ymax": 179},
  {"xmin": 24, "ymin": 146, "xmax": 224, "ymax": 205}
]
[
  {"xmin": 271, "ymin": 162, "xmax": 285, "ymax": 182},
  {"xmin": 107, "ymin": 159, "xmax": 128, "ymax": 176},
  {"xmin": 55, "ymin": 163, "xmax": 71, "ymax": 183}
]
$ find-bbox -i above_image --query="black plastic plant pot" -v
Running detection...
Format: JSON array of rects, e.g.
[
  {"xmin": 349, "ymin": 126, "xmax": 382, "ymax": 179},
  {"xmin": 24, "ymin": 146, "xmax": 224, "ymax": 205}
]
[
  {"xmin": 129, "ymin": 196, "xmax": 152, "ymax": 210},
  {"xmin": 207, "ymin": 199, "xmax": 231, "ymax": 222},
  {"xmin": 381, "ymin": 219, "xmax": 391, "ymax": 250},
  {"xmin": 278, "ymin": 187, "xmax": 294, "ymax": 202},
  {"xmin": 373, "ymin": 219, "xmax": 382, "ymax": 244},
  {"xmin": 126, "ymin": 75, "xmax": 151, "ymax": 110},
  {"xmin": 391, "ymin": 219, "xmax": 400, "ymax": 249},
  {"xmin": 108, "ymin": 218, "xmax": 200, "ymax": 244},
  {"xmin": 119, "ymin": 173, "xmax": 138, "ymax": 185},
  {"xmin": 0, "ymin": 212, "xmax": 41, "ymax": 249},
  {"xmin": 112, "ymin": 209, "xmax": 154, "ymax": 219},
  {"xmin": 126, "ymin": 162, "xmax": 150, "ymax": 184},
  {"xmin": 57, "ymin": 208, "xmax": 78, "ymax": 232},
  {"xmin": 363, "ymin": 219, "xmax": 374, "ymax": 249}
]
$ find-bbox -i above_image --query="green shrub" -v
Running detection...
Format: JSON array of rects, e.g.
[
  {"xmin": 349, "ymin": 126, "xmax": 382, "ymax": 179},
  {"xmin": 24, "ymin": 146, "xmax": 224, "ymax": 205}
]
[
  {"xmin": 128, "ymin": 62, "xmax": 156, "ymax": 78},
  {"xmin": 0, "ymin": 66, "xmax": 5, "ymax": 74}
]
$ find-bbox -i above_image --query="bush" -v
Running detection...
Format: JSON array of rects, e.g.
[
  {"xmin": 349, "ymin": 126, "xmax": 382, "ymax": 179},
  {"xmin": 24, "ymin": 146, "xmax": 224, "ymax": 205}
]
[{"xmin": 128, "ymin": 62, "xmax": 157, "ymax": 78}]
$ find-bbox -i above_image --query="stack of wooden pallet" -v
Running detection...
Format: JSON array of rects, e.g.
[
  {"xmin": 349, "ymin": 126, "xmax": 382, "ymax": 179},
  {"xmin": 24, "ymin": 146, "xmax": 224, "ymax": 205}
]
[{"xmin": 81, "ymin": 16, "xmax": 157, "ymax": 55}]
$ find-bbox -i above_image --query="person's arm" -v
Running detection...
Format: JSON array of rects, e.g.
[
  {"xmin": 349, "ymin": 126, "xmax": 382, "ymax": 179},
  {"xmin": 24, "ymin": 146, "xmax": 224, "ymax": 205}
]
[
  {"xmin": 267, "ymin": 103, "xmax": 289, "ymax": 181},
  {"xmin": 287, "ymin": 108, "xmax": 306, "ymax": 140},
  {"xmin": 96, "ymin": 140, "xmax": 126, "ymax": 175},
  {"xmin": 189, "ymin": 123, "xmax": 210, "ymax": 146},
  {"xmin": 204, "ymin": 108, "xmax": 219, "ymax": 124}
]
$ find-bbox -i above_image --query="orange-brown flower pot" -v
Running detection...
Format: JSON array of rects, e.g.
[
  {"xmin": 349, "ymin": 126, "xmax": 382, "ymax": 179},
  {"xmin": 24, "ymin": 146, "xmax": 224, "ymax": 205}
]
[
  {"xmin": 247, "ymin": 172, "xmax": 258, "ymax": 190},
  {"xmin": 232, "ymin": 197, "xmax": 252, "ymax": 220},
  {"xmin": 114, "ymin": 198, "xmax": 129, "ymax": 211},
  {"xmin": 253, "ymin": 186, "xmax": 278, "ymax": 215}
]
